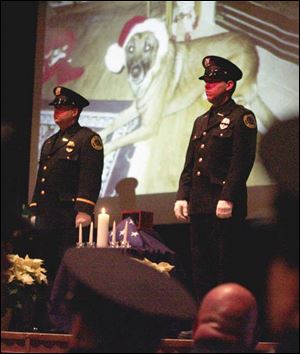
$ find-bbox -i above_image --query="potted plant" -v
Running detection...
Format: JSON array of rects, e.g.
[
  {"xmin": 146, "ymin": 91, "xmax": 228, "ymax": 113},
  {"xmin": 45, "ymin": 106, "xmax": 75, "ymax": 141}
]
[{"xmin": 5, "ymin": 254, "xmax": 48, "ymax": 331}]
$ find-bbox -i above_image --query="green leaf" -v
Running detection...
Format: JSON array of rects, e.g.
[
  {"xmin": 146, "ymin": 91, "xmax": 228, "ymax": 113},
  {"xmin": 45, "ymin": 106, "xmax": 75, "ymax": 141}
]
[{"xmin": 9, "ymin": 288, "xmax": 18, "ymax": 295}]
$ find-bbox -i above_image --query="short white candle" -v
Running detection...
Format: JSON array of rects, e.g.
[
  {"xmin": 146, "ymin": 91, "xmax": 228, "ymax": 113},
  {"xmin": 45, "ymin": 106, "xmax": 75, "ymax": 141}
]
[
  {"xmin": 123, "ymin": 220, "xmax": 128, "ymax": 243},
  {"xmin": 79, "ymin": 223, "xmax": 83, "ymax": 244},
  {"xmin": 112, "ymin": 220, "xmax": 116, "ymax": 243},
  {"xmin": 88, "ymin": 221, "xmax": 94, "ymax": 244},
  {"xmin": 97, "ymin": 208, "xmax": 110, "ymax": 248}
]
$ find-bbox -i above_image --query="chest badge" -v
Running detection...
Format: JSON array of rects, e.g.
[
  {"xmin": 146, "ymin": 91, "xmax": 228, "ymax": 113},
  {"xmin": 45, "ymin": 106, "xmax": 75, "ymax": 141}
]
[
  {"xmin": 219, "ymin": 117, "xmax": 230, "ymax": 130},
  {"xmin": 66, "ymin": 140, "xmax": 75, "ymax": 147}
]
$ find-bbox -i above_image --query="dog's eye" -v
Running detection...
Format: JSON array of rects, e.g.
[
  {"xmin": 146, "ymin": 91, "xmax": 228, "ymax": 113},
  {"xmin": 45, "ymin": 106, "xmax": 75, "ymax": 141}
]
[
  {"xmin": 144, "ymin": 44, "xmax": 151, "ymax": 52},
  {"xmin": 128, "ymin": 45, "xmax": 134, "ymax": 53}
]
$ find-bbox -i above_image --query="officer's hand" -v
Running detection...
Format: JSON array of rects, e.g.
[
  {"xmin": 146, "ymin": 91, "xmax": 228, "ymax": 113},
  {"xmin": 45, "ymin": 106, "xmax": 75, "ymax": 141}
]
[
  {"xmin": 174, "ymin": 200, "xmax": 189, "ymax": 221},
  {"xmin": 30, "ymin": 216, "xmax": 36, "ymax": 227},
  {"xmin": 75, "ymin": 212, "xmax": 91, "ymax": 227},
  {"xmin": 216, "ymin": 200, "xmax": 233, "ymax": 219}
]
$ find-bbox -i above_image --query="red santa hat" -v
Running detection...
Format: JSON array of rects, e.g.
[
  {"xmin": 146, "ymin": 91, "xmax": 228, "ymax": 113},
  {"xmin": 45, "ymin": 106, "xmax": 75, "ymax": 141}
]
[{"xmin": 105, "ymin": 16, "xmax": 169, "ymax": 73}]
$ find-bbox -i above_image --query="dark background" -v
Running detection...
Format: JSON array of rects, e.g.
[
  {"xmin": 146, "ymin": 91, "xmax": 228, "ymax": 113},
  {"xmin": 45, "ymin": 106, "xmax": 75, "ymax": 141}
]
[{"xmin": 2, "ymin": 1, "xmax": 38, "ymax": 215}]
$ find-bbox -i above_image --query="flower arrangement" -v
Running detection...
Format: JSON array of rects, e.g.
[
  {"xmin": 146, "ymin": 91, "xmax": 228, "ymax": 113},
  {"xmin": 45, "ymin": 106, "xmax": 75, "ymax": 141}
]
[
  {"xmin": 132, "ymin": 257, "xmax": 175, "ymax": 276},
  {"xmin": 5, "ymin": 254, "xmax": 48, "ymax": 310}
]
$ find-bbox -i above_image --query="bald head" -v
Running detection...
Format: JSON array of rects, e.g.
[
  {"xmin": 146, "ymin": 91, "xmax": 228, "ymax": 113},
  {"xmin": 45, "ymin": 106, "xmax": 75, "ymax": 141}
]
[{"xmin": 193, "ymin": 283, "xmax": 258, "ymax": 352}]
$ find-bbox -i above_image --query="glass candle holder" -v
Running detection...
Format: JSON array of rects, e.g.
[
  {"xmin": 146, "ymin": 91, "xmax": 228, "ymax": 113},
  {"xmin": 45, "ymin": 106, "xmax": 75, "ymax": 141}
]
[
  {"xmin": 120, "ymin": 240, "xmax": 131, "ymax": 249},
  {"xmin": 76, "ymin": 242, "xmax": 85, "ymax": 248},
  {"xmin": 86, "ymin": 241, "xmax": 96, "ymax": 248},
  {"xmin": 109, "ymin": 240, "xmax": 119, "ymax": 248}
]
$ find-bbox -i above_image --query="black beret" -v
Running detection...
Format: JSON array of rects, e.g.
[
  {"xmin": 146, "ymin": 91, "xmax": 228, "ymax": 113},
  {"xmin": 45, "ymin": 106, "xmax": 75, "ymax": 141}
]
[
  {"xmin": 199, "ymin": 55, "xmax": 243, "ymax": 82},
  {"xmin": 49, "ymin": 86, "xmax": 89, "ymax": 108},
  {"xmin": 63, "ymin": 248, "xmax": 196, "ymax": 320}
]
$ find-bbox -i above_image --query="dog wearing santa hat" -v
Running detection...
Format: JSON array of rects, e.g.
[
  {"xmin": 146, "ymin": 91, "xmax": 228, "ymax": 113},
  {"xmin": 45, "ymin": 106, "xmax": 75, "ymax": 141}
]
[{"xmin": 102, "ymin": 16, "xmax": 275, "ymax": 155}]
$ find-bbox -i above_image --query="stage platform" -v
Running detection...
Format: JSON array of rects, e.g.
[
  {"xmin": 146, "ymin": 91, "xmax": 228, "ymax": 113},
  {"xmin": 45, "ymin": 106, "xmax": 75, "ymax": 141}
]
[{"xmin": 1, "ymin": 331, "xmax": 278, "ymax": 353}]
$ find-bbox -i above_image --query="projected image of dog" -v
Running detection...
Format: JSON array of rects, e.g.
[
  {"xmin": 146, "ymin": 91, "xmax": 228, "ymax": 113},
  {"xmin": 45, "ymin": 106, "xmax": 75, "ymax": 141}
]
[
  {"xmin": 103, "ymin": 18, "xmax": 277, "ymax": 156},
  {"xmin": 125, "ymin": 32, "xmax": 159, "ymax": 89}
]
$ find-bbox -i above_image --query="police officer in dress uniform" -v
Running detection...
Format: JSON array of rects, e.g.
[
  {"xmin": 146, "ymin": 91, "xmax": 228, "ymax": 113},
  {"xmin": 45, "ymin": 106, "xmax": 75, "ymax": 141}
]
[
  {"xmin": 174, "ymin": 56, "xmax": 257, "ymax": 302},
  {"xmin": 29, "ymin": 86, "xmax": 104, "ymax": 282}
]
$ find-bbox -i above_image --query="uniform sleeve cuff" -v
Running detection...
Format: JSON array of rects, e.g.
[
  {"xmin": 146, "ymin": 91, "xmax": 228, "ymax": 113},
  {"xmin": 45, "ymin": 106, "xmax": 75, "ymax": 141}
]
[{"xmin": 75, "ymin": 197, "xmax": 95, "ymax": 215}]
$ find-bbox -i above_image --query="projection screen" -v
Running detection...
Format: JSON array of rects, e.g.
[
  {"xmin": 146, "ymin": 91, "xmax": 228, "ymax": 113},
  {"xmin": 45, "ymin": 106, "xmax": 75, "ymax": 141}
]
[{"xmin": 29, "ymin": 1, "xmax": 299, "ymax": 224}]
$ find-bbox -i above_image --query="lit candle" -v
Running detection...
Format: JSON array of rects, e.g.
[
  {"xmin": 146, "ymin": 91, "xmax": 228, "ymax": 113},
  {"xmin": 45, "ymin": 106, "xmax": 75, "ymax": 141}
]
[
  {"xmin": 123, "ymin": 220, "xmax": 128, "ymax": 243},
  {"xmin": 112, "ymin": 220, "xmax": 116, "ymax": 244},
  {"xmin": 89, "ymin": 221, "xmax": 94, "ymax": 244},
  {"xmin": 97, "ymin": 208, "xmax": 110, "ymax": 248},
  {"xmin": 79, "ymin": 223, "xmax": 83, "ymax": 244}
]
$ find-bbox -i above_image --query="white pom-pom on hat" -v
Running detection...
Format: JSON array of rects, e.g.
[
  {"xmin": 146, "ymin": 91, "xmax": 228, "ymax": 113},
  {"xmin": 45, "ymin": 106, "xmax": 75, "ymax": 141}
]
[{"xmin": 104, "ymin": 43, "xmax": 126, "ymax": 74}]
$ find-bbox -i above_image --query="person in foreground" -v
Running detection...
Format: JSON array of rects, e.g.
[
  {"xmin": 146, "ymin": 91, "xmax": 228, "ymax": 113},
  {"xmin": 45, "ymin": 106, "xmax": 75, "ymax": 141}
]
[
  {"xmin": 174, "ymin": 56, "xmax": 257, "ymax": 302},
  {"xmin": 192, "ymin": 283, "xmax": 258, "ymax": 353},
  {"xmin": 260, "ymin": 118, "xmax": 299, "ymax": 353},
  {"xmin": 63, "ymin": 248, "xmax": 197, "ymax": 353}
]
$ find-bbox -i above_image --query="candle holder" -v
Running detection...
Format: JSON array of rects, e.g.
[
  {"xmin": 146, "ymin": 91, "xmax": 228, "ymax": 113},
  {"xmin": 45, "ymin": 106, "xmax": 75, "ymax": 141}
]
[
  {"xmin": 120, "ymin": 240, "xmax": 131, "ymax": 249},
  {"xmin": 86, "ymin": 241, "xmax": 96, "ymax": 248},
  {"xmin": 109, "ymin": 241, "xmax": 119, "ymax": 248},
  {"xmin": 76, "ymin": 242, "xmax": 85, "ymax": 248}
]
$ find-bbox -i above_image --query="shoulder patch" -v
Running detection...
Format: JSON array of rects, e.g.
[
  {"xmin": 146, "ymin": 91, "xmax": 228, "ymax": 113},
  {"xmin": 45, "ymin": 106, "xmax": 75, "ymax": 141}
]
[
  {"xmin": 91, "ymin": 135, "xmax": 103, "ymax": 150},
  {"xmin": 243, "ymin": 114, "xmax": 256, "ymax": 129}
]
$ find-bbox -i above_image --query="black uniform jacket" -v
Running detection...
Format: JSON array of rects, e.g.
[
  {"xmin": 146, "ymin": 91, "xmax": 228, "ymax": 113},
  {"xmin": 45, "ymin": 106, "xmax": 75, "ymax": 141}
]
[
  {"xmin": 176, "ymin": 99, "xmax": 257, "ymax": 218},
  {"xmin": 29, "ymin": 122, "xmax": 103, "ymax": 227}
]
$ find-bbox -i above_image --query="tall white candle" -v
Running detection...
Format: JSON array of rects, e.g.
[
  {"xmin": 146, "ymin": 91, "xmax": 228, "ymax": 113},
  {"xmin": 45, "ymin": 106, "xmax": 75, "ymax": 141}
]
[
  {"xmin": 89, "ymin": 221, "xmax": 94, "ymax": 244},
  {"xmin": 123, "ymin": 220, "xmax": 128, "ymax": 243},
  {"xmin": 97, "ymin": 208, "xmax": 110, "ymax": 248},
  {"xmin": 79, "ymin": 223, "xmax": 83, "ymax": 244},
  {"xmin": 112, "ymin": 220, "xmax": 116, "ymax": 243}
]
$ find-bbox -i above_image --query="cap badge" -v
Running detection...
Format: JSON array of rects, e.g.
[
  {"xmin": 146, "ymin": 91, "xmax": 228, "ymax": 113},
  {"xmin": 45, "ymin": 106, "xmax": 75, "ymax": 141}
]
[
  {"xmin": 91, "ymin": 135, "xmax": 103, "ymax": 151},
  {"xmin": 243, "ymin": 114, "xmax": 256, "ymax": 129},
  {"xmin": 55, "ymin": 87, "xmax": 62, "ymax": 96},
  {"xmin": 204, "ymin": 58, "xmax": 210, "ymax": 67},
  {"xmin": 219, "ymin": 117, "xmax": 230, "ymax": 130}
]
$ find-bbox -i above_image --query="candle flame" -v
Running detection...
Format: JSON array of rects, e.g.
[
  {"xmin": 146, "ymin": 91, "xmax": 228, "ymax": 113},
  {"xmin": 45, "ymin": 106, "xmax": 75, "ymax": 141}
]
[{"xmin": 101, "ymin": 207, "xmax": 106, "ymax": 214}]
